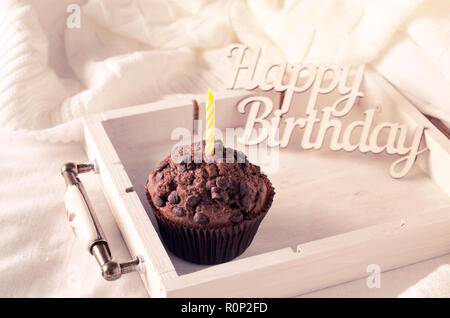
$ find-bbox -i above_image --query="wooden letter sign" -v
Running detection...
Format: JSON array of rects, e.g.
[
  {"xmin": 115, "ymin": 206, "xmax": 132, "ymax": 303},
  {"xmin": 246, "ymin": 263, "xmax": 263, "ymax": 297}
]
[{"xmin": 226, "ymin": 44, "xmax": 428, "ymax": 178}]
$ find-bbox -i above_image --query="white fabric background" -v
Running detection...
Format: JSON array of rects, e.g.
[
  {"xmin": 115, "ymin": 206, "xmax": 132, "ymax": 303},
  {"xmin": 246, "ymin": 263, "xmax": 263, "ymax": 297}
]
[{"xmin": 0, "ymin": 0, "xmax": 449, "ymax": 297}]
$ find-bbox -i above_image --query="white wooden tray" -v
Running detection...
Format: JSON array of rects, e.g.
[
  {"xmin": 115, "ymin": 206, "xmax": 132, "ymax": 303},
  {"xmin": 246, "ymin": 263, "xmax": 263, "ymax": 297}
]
[{"xmin": 82, "ymin": 69, "xmax": 450, "ymax": 297}]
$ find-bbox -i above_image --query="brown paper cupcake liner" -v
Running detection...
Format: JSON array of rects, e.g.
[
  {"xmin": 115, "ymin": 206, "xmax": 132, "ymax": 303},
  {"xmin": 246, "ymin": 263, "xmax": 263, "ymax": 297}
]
[{"xmin": 146, "ymin": 177, "xmax": 275, "ymax": 265}]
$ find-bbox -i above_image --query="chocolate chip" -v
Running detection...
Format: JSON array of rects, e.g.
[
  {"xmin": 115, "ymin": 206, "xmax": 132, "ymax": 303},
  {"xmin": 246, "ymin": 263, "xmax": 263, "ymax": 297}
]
[
  {"xmin": 216, "ymin": 176, "xmax": 230, "ymax": 189},
  {"xmin": 167, "ymin": 191, "xmax": 180, "ymax": 204},
  {"xmin": 211, "ymin": 186, "xmax": 220, "ymax": 193},
  {"xmin": 193, "ymin": 213, "xmax": 209, "ymax": 225},
  {"xmin": 186, "ymin": 194, "xmax": 200, "ymax": 206},
  {"xmin": 230, "ymin": 213, "xmax": 244, "ymax": 224},
  {"xmin": 187, "ymin": 163, "xmax": 196, "ymax": 170},
  {"xmin": 172, "ymin": 207, "xmax": 186, "ymax": 217},
  {"xmin": 205, "ymin": 179, "xmax": 216, "ymax": 190},
  {"xmin": 211, "ymin": 187, "xmax": 221, "ymax": 200},
  {"xmin": 156, "ymin": 161, "xmax": 168, "ymax": 172},
  {"xmin": 153, "ymin": 195, "xmax": 165, "ymax": 207},
  {"xmin": 155, "ymin": 172, "xmax": 163, "ymax": 182}
]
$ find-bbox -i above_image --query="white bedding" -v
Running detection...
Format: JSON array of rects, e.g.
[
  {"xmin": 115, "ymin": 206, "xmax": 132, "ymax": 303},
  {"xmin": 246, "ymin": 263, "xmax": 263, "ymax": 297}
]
[{"xmin": 0, "ymin": 0, "xmax": 449, "ymax": 297}]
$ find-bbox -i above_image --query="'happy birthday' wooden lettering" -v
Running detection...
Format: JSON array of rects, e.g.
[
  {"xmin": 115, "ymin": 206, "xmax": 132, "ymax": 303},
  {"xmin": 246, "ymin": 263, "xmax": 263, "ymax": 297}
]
[{"xmin": 226, "ymin": 44, "xmax": 428, "ymax": 178}]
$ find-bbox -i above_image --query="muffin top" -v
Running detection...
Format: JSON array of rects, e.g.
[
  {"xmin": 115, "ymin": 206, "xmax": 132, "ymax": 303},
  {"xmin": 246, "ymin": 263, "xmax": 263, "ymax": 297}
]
[{"xmin": 146, "ymin": 141, "xmax": 270, "ymax": 228}]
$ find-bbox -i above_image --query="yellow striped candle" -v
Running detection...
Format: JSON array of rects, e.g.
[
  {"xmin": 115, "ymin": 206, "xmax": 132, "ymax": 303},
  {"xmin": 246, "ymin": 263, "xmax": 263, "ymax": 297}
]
[{"xmin": 205, "ymin": 89, "xmax": 215, "ymax": 156}]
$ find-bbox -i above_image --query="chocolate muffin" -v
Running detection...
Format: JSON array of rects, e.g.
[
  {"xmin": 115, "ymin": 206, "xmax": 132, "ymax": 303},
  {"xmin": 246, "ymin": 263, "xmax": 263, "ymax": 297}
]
[{"xmin": 145, "ymin": 141, "xmax": 275, "ymax": 264}]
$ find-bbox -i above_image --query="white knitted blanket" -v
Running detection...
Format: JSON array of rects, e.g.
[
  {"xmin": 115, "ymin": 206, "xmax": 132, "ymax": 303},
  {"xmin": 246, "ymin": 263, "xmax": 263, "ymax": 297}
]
[
  {"xmin": 1, "ymin": 0, "xmax": 449, "ymax": 143},
  {"xmin": 1, "ymin": 0, "xmax": 450, "ymax": 298}
]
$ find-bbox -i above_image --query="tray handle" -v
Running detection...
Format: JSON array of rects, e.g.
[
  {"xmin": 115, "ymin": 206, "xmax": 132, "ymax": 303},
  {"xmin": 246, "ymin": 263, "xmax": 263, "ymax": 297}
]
[{"xmin": 61, "ymin": 162, "xmax": 140, "ymax": 281}]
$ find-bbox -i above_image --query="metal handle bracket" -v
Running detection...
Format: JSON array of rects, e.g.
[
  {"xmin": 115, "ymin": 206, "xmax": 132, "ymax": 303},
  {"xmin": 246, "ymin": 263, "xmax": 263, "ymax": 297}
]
[{"xmin": 61, "ymin": 162, "xmax": 141, "ymax": 281}]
